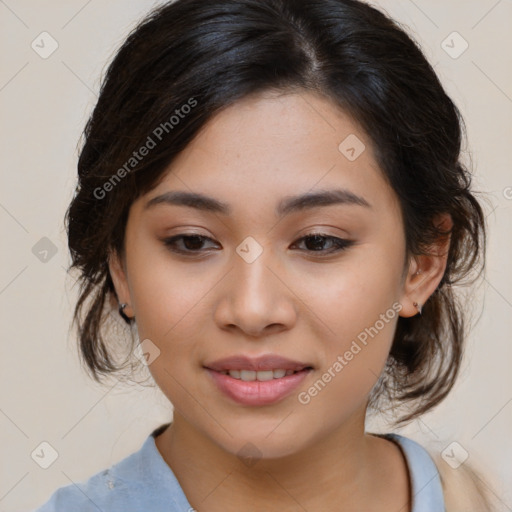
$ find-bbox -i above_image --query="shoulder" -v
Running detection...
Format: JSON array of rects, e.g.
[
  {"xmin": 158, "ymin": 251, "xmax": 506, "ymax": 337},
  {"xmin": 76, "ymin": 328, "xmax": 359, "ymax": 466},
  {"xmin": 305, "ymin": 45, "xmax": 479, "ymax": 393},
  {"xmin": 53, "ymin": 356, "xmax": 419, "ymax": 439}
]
[
  {"xmin": 33, "ymin": 436, "xmax": 153, "ymax": 512},
  {"xmin": 33, "ymin": 425, "xmax": 189, "ymax": 512},
  {"xmin": 388, "ymin": 433, "xmax": 498, "ymax": 512},
  {"xmin": 32, "ymin": 468, "xmax": 126, "ymax": 511},
  {"xmin": 383, "ymin": 434, "xmax": 502, "ymax": 512},
  {"xmin": 381, "ymin": 433, "xmax": 445, "ymax": 511},
  {"xmin": 429, "ymin": 450, "xmax": 500, "ymax": 512}
]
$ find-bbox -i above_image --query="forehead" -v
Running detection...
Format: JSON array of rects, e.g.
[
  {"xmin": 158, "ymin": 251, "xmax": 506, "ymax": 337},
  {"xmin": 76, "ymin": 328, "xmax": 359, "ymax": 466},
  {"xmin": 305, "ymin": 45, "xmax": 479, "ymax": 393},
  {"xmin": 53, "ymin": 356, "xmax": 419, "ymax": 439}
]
[{"xmin": 136, "ymin": 91, "xmax": 401, "ymax": 222}]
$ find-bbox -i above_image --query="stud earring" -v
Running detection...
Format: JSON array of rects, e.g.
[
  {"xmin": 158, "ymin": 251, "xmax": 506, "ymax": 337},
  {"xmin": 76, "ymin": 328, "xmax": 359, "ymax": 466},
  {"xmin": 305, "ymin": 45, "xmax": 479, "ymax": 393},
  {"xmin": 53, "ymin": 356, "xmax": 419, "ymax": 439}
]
[{"xmin": 413, "ymin": 302, "xmax": 422, "ymax": 315}]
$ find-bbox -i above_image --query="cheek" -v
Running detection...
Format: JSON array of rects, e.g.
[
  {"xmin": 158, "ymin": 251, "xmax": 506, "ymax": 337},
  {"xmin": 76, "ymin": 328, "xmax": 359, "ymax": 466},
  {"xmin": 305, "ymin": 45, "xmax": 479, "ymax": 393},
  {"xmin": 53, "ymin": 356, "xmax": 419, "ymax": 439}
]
[
  {"xmin": 130, "ymin": 266, "xmax": 210, "ymax": 410},
  {"xmin": 126, "ymin": 246, "xmax": 219, "ymax": 394},
  {"xmin": 294, "ymin": 246, "xmax": 401, "ymax": 403},
  {"xmin": 295, "ymin": 246, "xmax": 400, "ymax": 339},
  {"xmin": 127, "ymin": 233, "xmax": 208, "ymax": 336},
  {"xmin": 297, "ymin": 292, "xmax": 399, "ymax": 434}
]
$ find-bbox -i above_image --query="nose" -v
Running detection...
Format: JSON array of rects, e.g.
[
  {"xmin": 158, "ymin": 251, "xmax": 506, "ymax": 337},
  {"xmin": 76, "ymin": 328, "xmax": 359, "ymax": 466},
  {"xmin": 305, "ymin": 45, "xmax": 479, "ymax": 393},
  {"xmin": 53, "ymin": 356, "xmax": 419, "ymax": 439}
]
[{"xmin": 213, "ymin": 244, "xmax": 298, "ymax": 338}]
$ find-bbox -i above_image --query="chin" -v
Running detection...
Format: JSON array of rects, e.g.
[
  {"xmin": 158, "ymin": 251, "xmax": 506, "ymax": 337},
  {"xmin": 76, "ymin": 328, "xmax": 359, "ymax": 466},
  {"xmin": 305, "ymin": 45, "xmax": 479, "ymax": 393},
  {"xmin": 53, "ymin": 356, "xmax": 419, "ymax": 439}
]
[{"xmin": 206, "ymin": 417, "xmax": 313, "ymax": 461}]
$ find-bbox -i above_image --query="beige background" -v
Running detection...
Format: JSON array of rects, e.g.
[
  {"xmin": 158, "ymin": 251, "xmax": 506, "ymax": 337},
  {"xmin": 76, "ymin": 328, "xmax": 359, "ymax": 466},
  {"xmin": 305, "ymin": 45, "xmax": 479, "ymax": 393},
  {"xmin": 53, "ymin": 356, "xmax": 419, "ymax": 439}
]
[{"xmin": 1, "ymin": 1, "xmax": 511, "ymax": 510}]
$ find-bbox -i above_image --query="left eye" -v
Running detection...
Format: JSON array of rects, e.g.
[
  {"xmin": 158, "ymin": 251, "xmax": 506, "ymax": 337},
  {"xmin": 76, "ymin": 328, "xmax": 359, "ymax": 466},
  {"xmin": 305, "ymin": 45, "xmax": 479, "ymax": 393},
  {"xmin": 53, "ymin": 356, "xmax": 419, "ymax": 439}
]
[
  {"xmin": 161, "ymin": 233, "xmax": 354, "ymax": 256},
  {"xmin": 292, "ymin": 233, "xmax": 354, "ymax": 254}
]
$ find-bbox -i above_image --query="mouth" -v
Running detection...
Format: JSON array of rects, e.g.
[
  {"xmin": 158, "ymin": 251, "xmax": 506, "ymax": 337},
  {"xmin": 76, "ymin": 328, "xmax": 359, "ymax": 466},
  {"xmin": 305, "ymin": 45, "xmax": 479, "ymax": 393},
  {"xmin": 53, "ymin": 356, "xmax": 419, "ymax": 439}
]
[
  {"xmin": 215, "ymin": 368, "xmax": 312, "ymax": 381},
  {"xmin": 203, "ymin": 354, "xmax": 314, "ymax": 406},
  {"xmin": 204, "ymin": 354, "xmax": 314, "ymax": 373}
]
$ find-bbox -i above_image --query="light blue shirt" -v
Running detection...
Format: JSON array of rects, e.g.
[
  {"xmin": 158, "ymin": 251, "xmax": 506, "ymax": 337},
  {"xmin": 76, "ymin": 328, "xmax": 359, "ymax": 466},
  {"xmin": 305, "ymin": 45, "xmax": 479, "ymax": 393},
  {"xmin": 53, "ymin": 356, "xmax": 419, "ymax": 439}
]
[{"xmin": 33, "ymin": 423, "xmax": 445, "ymax": 511}]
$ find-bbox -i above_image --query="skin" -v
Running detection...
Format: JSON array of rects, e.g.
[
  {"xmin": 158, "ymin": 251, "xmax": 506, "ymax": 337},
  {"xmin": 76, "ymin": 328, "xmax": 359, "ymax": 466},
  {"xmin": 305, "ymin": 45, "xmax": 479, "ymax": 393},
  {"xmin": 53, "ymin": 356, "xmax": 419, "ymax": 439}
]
[{"xmin": 109, "ymin": 90, "xmax": 452, "ymax": 511}]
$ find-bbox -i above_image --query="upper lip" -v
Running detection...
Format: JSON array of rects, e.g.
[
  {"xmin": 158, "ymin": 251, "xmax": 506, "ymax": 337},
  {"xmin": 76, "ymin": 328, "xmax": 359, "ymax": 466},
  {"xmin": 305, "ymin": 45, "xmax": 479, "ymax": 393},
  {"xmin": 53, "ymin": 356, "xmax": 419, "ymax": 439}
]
[{"xmin": 204, "ymin": 354, "xmax": 313, "ymax": 372}]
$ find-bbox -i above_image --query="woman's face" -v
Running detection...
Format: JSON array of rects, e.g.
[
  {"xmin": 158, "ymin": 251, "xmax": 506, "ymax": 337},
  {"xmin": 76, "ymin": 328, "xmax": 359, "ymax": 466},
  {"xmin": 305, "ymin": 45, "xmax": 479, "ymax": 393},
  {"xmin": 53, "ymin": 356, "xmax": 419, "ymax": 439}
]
[{"xmin": 111, "ymin": 90, "xmax": 422, "ymax": 458}]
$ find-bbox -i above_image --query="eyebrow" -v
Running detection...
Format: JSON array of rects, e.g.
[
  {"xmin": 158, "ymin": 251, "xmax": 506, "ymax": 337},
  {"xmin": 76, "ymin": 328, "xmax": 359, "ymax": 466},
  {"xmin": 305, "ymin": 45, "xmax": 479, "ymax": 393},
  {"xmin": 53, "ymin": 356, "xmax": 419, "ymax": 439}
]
[{"xmin": 144, "ymin": 188, "xmax": 372, "ymax": 216}]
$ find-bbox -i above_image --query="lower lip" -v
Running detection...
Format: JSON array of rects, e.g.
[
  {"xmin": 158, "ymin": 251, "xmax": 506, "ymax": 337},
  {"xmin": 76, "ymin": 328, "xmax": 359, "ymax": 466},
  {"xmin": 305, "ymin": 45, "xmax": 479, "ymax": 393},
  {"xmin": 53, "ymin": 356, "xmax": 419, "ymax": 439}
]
[{"xmin": 205, "ymin": 368, "xmax": 312, "ymax": 406}]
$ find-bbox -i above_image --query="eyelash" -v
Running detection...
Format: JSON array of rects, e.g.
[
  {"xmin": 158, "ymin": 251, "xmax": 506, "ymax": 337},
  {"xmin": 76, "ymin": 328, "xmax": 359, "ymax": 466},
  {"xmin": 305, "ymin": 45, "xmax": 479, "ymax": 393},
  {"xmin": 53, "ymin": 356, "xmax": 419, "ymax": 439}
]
[{"xmin": 161, "ymin": 233, "xmax": 355, "ymax": 257}]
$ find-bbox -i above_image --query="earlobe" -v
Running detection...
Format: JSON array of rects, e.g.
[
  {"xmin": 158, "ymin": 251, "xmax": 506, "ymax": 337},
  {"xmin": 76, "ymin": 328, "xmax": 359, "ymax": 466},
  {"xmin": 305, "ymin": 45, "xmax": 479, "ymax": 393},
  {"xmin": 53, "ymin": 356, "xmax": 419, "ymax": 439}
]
[
  {"xmin": 398, "ymin": 264, "xmax": 425, "ymax": 318},
  {"xmin": 398, "ymin": 213, "xmax": 453, "ymax": 318}
]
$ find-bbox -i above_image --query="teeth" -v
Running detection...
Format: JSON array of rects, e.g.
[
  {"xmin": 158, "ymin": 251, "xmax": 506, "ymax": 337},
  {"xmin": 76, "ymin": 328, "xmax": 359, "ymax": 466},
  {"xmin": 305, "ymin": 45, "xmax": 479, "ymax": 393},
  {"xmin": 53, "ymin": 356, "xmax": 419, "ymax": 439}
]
[
  {"xmin": 240, "ymin": 370, "xmax": 256, "ymax": 381},
  {"xmin": 225, "ymin": 369, "xmax": 300, "ymax": 381}
]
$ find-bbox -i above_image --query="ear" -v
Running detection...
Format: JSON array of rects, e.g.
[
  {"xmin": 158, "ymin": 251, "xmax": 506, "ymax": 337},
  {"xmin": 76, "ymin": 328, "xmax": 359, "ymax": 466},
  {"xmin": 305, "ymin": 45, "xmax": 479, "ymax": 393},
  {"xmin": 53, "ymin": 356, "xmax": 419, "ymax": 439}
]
[
  {"xmin": 398, "ymin": 213, "xmax": 453, "ymax": 318},
  {"xmin": 108, "ymin": 248, "xmax": 134, "ymax": 318}
]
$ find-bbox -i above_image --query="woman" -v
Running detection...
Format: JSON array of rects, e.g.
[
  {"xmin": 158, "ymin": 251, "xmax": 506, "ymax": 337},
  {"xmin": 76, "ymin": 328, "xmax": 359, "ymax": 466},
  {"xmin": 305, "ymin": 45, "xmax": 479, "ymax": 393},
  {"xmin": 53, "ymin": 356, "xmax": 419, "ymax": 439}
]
[{"xmin": 34, "ymin": 0, "xmax": 497, "ymax": 510}]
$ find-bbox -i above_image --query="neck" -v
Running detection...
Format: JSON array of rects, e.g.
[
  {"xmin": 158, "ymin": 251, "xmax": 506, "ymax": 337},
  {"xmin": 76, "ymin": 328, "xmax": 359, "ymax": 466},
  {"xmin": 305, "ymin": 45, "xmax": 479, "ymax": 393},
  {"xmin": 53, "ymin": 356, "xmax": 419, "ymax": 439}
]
[{"xmin": 154, "ymin": 409, "xmax": 406, "ymax": 511}]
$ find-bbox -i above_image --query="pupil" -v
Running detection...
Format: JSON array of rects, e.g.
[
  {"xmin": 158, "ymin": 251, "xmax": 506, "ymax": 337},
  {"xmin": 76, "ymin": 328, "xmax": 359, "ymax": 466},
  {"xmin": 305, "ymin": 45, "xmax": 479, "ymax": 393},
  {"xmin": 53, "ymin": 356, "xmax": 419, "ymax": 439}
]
[
  {"xmin": 184, "ymin": 235, "xmax": 203, "ymax": 250},
  {"xmin": 307, "ymin": 235, "xmax": 325, "ymax": 251}
]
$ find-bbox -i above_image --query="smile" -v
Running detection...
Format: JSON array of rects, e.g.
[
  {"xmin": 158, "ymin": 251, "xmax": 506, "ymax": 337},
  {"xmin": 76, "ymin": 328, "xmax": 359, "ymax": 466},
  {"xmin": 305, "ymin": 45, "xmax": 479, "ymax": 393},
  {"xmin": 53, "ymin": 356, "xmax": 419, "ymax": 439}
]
[
  {"xmin": 205, "ymin": 367, "xmax": 313, "ymax": 406},
  {"xmin": 219, "ymin": 369, "xmax": 304, "ymax": 380}
]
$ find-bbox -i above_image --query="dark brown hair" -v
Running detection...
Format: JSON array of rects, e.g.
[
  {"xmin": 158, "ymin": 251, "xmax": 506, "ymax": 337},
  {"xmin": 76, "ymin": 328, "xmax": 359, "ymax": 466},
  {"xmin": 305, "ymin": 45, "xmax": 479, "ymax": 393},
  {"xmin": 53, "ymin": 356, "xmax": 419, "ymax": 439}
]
[{"xmin": 65, "ymin": 0, "xmax": 488, "ymax": 424}]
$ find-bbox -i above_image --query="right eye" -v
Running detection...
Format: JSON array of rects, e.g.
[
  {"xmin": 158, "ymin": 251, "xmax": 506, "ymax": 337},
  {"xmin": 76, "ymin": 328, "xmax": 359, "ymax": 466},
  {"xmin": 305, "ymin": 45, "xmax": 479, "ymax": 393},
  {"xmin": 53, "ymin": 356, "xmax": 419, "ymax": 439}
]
[{"xmin": 161, "ymin": 234, "xmax": 220, "ymax": 255}]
